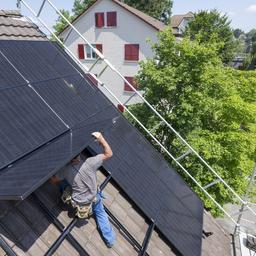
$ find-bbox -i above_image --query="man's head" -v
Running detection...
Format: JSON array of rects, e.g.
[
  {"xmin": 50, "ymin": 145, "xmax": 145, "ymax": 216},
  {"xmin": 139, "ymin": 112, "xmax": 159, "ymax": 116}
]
[{"xmin": 71, "ymin": 154, "xmax": 81, "ymax": 164}]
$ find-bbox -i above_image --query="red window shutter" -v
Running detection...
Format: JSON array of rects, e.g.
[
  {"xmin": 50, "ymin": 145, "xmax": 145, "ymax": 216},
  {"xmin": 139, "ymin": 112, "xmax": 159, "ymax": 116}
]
[
  {"xmin": 95, "ymin": 44, "xmax": 103, "ymax": 53},
  {"xmin": 117, "ymin": 104, "xmax": 125, "ymax": 113},
  {"xmin": 124, "ymin": 44, "xmax": 139, "ymax": 61},
  {"xmin": 124, "ymin": 77, "xmax": 137, "ymax": 91},
  {"xmin": 78, "ymin": 44, "xmax": 84, "ymax": 59},
  {"xmin": 95, "ymin": 12, "xmax": 105, "ymax": 28},
  {"xmin": 107, "ymin": 12, "xmax": 117, "ymax": 26}
]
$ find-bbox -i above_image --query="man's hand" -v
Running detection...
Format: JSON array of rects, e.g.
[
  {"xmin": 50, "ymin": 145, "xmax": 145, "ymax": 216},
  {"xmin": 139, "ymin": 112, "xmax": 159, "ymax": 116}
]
[{"xmin": 92, "ymin": 132, "xmax": 102, "ymax": 141}]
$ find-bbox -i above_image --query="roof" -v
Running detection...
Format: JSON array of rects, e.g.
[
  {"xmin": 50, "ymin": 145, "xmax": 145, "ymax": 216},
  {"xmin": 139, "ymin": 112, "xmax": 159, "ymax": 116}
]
[
  {"xmin": 0, "ymin": 170, "xmax": 231, "ymax": 256},
  {"xmin": 59, "ymin": 0, "xmax": 167, "ymax": 36},
  {"xmin": 170, "ymin": 12, "xmax": 194, "ymax": 28},
  {"xmin": 112, "ymin": 0, "xmax": 167, "ymax": 31},
  {"xmin": 0, "ymin": 10, "xmax": 46, "ymax": 40}
]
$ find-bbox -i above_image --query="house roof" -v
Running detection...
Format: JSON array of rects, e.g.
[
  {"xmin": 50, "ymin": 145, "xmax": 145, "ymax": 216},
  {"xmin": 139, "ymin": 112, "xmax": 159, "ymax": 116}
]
[
  {"xmin": 59, "ymin": 0, "xmax": 167, "ymax": 36},
  {"xmin": 0, "ymin": 10, "xmax": 46, "ymax": 40},
  {"xmin": 0, "ymin": 169, "xmax": 231, "ymax": 256},
  {"xmin": 170, "ymin": 12, "xmax": 194, "ymax": 28}
]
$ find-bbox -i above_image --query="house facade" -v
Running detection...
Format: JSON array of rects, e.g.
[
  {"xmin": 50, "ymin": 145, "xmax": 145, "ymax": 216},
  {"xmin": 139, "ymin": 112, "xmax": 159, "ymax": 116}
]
[
  {"xmin": 170, "ymin": 12, "xmax": 194, "ymax": 37},
  {"xmin": 59, "ymin": 0, "xmax": 167, "ymax": 108}
]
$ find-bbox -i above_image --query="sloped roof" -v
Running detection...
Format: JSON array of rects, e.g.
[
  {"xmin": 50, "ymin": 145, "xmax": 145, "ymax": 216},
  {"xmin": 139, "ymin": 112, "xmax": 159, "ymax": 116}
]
[
  {"xmin": 0, "ymin": 10, "xmax": 46, "ymax": 40},
  {"xmin": 59, "ymin": 0, "xmax": 167, "ymax": 36},
  {"xmin": 0, "ymin": 170, "xmax": 231, "ymax": 256},
  {"xmin": 112, "ymin": 0, "xmax": 167, "ymax": 31},
  {"xmin": 171, "ymin": 12, "xmax": 194, "ymax": 28}
]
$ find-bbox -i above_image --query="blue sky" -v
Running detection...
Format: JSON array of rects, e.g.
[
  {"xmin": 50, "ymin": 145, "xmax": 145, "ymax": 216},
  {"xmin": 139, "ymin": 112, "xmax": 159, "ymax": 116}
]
[{"xmin": 1, "ymin": 0, "xmax": 256, "ymax": 32}]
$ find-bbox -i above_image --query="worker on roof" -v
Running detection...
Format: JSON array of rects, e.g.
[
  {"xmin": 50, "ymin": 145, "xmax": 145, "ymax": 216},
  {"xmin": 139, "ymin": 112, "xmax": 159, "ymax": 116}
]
[{"xmin": 50, "ymin": 132, "xmax": 115, "ymax": 248}]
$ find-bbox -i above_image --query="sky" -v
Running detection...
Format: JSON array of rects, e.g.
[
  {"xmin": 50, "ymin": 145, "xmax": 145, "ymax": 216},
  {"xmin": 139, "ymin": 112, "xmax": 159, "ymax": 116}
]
[{"xmin": 1, "ymin": 0, "xmax": 256, "ymax": 33}]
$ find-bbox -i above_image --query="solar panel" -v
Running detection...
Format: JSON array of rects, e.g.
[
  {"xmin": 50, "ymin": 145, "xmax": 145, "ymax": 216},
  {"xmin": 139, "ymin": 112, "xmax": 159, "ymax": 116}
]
[
  {"xmin": 31, "ymin": 75, "xmax": 112, "ymax": 128},
  {"xmin": 88, "ymin": 110, "xmax": 203, "ymax": 256},
  {"xmin": 0, "ymin": 40, "xmax": 203, "ymax": 255},
  {"xmin": 0, "ymin": 40, "xmax": 78, "ymax": 84},
  {"xmin": 0, "ymin": 85, "xmax": 68, "ymax": 170}
]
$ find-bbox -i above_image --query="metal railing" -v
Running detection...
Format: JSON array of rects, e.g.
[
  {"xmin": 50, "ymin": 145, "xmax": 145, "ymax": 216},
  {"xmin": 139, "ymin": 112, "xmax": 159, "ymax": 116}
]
[{"xmin": 18, "ymin": 0, "xmax": 256, "ymax": 233}]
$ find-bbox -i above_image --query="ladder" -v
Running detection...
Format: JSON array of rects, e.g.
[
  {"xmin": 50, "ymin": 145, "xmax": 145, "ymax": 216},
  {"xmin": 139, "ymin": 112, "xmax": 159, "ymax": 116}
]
[{"xmin": 18, "ymin": 0, "xmax": 256, "ymax": 234}]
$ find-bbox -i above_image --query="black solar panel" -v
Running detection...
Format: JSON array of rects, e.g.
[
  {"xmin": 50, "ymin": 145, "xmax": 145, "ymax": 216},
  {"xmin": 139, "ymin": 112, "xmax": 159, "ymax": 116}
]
[
  {"xmin": 0, "ymin": 52, "xmax": 27, "ymax": 89},
  {"xmin": 88, "ymin": 110, "xmax": 203, "ymax": 256},
  {"xmin": 0, "ymin": 40, "xmax": 203, "ymax": 256},
  {"xmin": 0, "ymin": 85, "xmax": 68, "ymax": 170}
]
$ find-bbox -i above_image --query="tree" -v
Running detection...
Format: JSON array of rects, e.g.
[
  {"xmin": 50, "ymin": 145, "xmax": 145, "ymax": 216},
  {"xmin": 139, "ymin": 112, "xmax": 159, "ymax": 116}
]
[
  {"xmin": 128, "ymin": 29, "xmax": 256, "ymax": 215},
  {"xmin": 233, "ymin": 28, "xmax": 244, "ymax": 39},
  {"xmin": 184, "ymin": 9, "xmax": 236, "ymax": 64},
  {"xmin": 72, "ymin": 0, "xmax": 96, "ymax": 16},
  {"xmin": 53, "ymin": 9, "xmax": 73, "ymax": 36},
  {"xmin": 123, "ymin": 0, "xmax": 172, "ymax": 24}
]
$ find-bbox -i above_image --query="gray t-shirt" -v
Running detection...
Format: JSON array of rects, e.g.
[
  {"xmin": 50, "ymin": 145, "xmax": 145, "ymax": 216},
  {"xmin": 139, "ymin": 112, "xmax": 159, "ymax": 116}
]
[{"xmin": 57, "ymin": 154, "xmax": 103, "ymax": 204}]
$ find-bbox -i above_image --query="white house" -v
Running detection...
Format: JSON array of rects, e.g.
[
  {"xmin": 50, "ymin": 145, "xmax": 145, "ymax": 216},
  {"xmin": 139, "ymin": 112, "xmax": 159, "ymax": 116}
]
[
  {"xmin": 170, "ymin": 12, "xmax": 194, "ymax": 37},
  {"xmin": 59, "ymin": 0, "xmax": 167, "ymax": 109}
]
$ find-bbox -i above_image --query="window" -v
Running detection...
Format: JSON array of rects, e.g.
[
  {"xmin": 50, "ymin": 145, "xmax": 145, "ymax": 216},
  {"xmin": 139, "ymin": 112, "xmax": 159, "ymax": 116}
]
[
  {"xmin": 124, "ymin": 44, "xmax": 139, "ymax": 61},
  {"xmin": 124, "ymin": 77, "xmax": 137, "ymax": 92},
  {"xmin": 95, "ymin": 12, "xmax": 104, "ymax": 27},
  {"xmin": 78, "ymin": 44, "xmax": 85, "ymax": 59},
  {"xmin": 107, "ymin": 12, "xmax": 117, "ymax": 27},
  {"xmin": 85, "ymin": 44, "xmax": 103, "ymax": 59}
]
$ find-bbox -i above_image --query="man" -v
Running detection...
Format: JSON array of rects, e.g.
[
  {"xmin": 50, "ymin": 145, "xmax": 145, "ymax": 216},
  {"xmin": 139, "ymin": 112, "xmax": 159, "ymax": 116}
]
[{"xmin": 50, "ymin": 132, "xmax": 115, "ymax": 247}]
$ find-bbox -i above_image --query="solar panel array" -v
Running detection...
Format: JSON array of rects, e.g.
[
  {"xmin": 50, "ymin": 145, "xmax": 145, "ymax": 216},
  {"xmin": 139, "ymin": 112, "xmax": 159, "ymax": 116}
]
[{"xmin": 0, "ymin": 40, "xmax": 203, "ymax": 256}]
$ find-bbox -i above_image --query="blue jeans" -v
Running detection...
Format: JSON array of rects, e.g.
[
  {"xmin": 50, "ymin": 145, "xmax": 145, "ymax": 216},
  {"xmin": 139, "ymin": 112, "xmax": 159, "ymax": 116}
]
[{"xmin": 92, "ymin": 192, "xmax": 116, "ymax": 247}]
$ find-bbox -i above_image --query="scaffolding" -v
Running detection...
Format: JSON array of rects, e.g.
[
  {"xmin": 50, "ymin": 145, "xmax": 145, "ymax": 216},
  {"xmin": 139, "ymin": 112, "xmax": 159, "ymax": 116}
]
[{"xmin": 14, "ymin": 0, "xmax": 256, "ymax": 252}]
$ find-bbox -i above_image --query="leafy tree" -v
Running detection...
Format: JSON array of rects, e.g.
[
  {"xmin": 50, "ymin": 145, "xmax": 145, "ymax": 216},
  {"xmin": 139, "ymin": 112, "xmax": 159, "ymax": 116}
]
[
  {"xmin": 128, "ymin": 29, "xmax": 256, "ymax": 215},
  {"xmin": 123, "ymin": 0, "xmax": 173, "ymax": 24},
  {"xmin": 72, "ymin": 0, "xmax": 96, "ymax": 16},
  {"xmin": 233, "ymin": 28, "xmax": 245, "ymax": 39},
  {"xmin": 53, "ymin": 9, "xmax": 73, "ymax": 35},
  {"xmin": 184, "ymin": 9, "xmax": 236, "ymax": 64}
]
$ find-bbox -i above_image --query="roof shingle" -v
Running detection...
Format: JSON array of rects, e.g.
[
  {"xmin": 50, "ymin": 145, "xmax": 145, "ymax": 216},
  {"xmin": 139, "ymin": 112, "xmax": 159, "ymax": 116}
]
[{"xmin": 0, "ymin": 10, "xmax": 46, "ymax": 40}]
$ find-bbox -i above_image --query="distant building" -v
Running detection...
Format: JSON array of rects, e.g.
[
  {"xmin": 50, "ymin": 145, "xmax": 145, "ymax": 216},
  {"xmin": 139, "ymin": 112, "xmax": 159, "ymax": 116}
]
[
  {"xmin": 59, "ymin": 0, "xmax": 167, "ymax": 107},
  {"xmin": 170, "ymin": 12, "xmax": 194, "ymax": 37}
]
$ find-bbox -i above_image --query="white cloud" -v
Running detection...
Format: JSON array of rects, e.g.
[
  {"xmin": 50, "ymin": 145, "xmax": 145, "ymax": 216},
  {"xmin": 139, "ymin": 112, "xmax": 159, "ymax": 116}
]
[{"xmin": 246, "ymin": 4, "xmax": 256, "ymax": 12}]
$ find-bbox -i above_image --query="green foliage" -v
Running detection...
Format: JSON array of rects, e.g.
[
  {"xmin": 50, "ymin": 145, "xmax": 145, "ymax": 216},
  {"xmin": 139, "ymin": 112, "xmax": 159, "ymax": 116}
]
[
  {"xmin": 184, "ymin": 9, "xmax": 236, "ymax": 64},
  {"xmin": 123, "ymin": 0, "xmax": 173, "ymax": 24},
  {"xmin": 72, "ymin": 0, "xmax": 96, "ymax": 16},
  {"xmin": 53, "ymin": 9, "xmax": 73, "ymax": 36},
  {"xmin": 233, "ymin": 28, "xmax": 245, "ymax": 39},
  {"xmin": 232, "ymin": 28, "xmax": 256, "ymax": 70},
  {"xmin": 129, "ymin": 29, "xmax": 256, "ymax": 215}
]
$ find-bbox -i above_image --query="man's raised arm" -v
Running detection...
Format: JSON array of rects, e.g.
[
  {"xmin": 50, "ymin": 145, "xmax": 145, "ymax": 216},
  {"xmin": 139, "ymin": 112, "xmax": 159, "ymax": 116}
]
[{"xmin": 92, "ymin": 132, "xmax": 113, "ymax": 161}]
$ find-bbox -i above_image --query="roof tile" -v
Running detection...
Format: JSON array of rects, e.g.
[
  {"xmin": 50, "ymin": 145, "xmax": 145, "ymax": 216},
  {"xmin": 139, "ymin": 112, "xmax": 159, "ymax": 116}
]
[{"xmin": 0, "ymin": 9, "xmax": 46, "ymax": 40}]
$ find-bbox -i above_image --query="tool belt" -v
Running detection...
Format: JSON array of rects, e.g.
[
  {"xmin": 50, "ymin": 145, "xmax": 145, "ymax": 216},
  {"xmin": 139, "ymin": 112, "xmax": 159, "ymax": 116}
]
[{"xmin": 61, "ymin": 186, "xmax": 96, "ymax": 219}]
